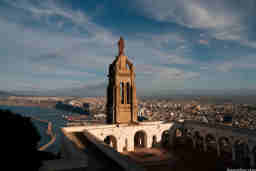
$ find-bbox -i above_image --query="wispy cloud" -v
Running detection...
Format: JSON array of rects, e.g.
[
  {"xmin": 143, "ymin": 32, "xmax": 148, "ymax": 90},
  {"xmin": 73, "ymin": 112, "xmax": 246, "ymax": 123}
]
[
  {"xmin": 136, "ymin": 64, "xmax": 199, "ymax": 80},
  {"xmin": 0, "ymin": 0, "xmax": 118, "ymax": 90},
  {"xmin": 131, "ymin": 0, "xmax": 243, "ymax": 29},
  {"xmin": 129, "ymin": 0, "xmax": 256, "ymax": 48},
  {"xmin": 216, "ymin": 55, "xmax": 256, "ymax": 72},
  {"xmin": 1, "ymin": 0, "xmax": 255, "ymax": 93},
  {"xmin": 127, "ymin": 32, "xmax": 193, "ymax": 66}
]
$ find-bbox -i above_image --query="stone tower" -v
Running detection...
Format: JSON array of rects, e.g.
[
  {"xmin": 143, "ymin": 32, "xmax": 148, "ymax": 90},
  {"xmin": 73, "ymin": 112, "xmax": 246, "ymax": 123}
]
[{"xmin": 106, "ymin": 37, "xmax": 138, "ymax": 124}]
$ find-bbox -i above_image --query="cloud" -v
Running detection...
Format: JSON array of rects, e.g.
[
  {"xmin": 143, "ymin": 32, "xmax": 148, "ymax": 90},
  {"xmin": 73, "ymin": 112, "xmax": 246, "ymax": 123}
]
[
  {"xmin": 0, "ymin": 0, "xmax": 119, "ymax": 91},
  {"xmin": 132, "ymin": 63, "xmax": 200, "ymax": 91},
  {"xmin": 131, "ymin": 0, "xmax": 243, "ymax": 29},
  {"xmin": 129, "ymin": 0, "xmax": 256, "ymax": 48},
  {"xmin": 3, "ymin": 0, "xmax": 254, "ymax": 93},
  {"xmin": 216, "ymin": 62, "xmax": 233, "ymax": 72},
  {"xmin": 199, "ymin": 66, "xmax": 209, "ymax": 70},
  {"xmin": 5, "ymin": 0, "xmax": 90, "ymax": 27},
  {"xmin": 136, "ymin": 64, "xmax": 199, "ymax": 80},
  {"xmin": 127, "ymin": 32, "xmax": 193, "ymax": 66},
  {"xmin": 0, "ymin": 18, "xmax": 111, "ymax": 73},
  {"xmin": 217, "ymin": 57, "xmax": 256, "ymax": 73},
  {"xmin": 199, "ymin": 39, "xmax": 209, "ymax": 45},
  {"xmin": 2, "ymin": 0, "xmax": 117, "ymax": 46},
  {"xmin": 211, "ymin": 26, "xmax": 256, "ymax": 48},
  {"xmin": 158, "ymin": 68, "xmax": 200, "ymax": 80},
  {"xmin": 0, "ymin": 76, "xmax": 85, "ymax": 91},
  {"xmin": 151, "ymin": 49, "xmax": 193, "ymax": 65},
  {"xmin": 36, "ymin": 65, "xmax": 96, "ymax": 77}
]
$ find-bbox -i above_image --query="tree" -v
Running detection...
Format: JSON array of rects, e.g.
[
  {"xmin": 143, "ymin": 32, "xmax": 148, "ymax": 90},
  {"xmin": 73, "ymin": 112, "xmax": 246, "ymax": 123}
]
[{"xmin": 2, "ymin": 109, "xmax": 42, "ymax": 171}]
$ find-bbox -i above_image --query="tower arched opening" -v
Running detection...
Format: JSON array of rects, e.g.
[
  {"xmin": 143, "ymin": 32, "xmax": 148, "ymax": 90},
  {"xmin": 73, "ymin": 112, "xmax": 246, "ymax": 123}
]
[
  {"xmin": 218, "ymin": 137, "xmax": 232, "ymax": 160},
  {"xmin": 205, "ymin": 134, "xmax": 217, "ymax": 154},
  {"xmin": 134, "ymin": 130, "xmax": 147, "ymax": 149},
  {"xmin": 120, "ymin": 82, "xmax": 124, "ymax": 104},
  {"xmin": 173, "ymin": 128, "xmax": 185, "ymax": 147},
  {"xmin": 104, "ymin": 135, "xmax": 117, "ymax": 150},
  {"xmin": 182, "ymin": 128, "xmax": 194, "ymax": 148},
  {"xmin": 152, "ymin": 135, "xmax": 157, "ymax": 147},
  {"xmin": 123, "ymin": 138, "xmax": 128, "ymax": 152},
  {"xmin": 234, "ymin": 139, "xmax": 250, "ymax": 167},
  {"xmin": 193, "ymin": 131, "xmax": 204, "ymax": 151},
  {"xmin": 184, "ymin": 128, "xmax": 193, "ymax": 137},
  {"xmin": 253, "ymin": 146, "xmax": 256, "ymax": 168},
  {"xmin": 161, "ymin": 130, "xmax": 169, "ymax": 147},
  {"xmin": 126, "ymin": 82, "xmax": 130, "ymax": 104}
]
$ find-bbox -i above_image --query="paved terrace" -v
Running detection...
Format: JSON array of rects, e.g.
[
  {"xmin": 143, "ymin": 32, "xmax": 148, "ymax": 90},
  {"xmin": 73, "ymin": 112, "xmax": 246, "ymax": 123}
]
[{"xmin": 62, "ymin": 126, "xmax": 146, "ymax": 171}]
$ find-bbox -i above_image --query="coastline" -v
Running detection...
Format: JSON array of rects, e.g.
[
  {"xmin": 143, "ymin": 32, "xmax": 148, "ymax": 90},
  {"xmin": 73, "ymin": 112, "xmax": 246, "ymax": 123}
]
[
  {"xmin": 0, "ymin": 104, "xmax": 66, "ymax": 154},
  {"xmin": 38, "ymin": 121, "xmax": 57, "ymax": 151},
  {"xmin": 31, "ymin": 117, "xmax": 57, "ymax": 151}
]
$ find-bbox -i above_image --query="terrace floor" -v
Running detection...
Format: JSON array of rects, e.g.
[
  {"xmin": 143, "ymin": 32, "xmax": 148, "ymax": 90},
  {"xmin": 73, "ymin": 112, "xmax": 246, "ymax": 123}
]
[{"xmin": 122, "ymin": 145, "xmax": 244, "ymax": 171}]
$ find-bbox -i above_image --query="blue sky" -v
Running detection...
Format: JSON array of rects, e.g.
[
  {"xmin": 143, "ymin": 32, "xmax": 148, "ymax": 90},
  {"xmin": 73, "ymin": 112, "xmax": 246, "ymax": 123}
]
[{"xmin": 1, "ymin": 0, "xmax": 256, "ymax": 95}]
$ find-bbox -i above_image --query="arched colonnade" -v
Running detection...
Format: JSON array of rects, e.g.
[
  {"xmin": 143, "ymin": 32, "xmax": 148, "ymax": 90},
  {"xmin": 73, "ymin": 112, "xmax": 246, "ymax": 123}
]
[{"xmin": 168, "ymin": 121, "xmax": 256, "ymax": 167}]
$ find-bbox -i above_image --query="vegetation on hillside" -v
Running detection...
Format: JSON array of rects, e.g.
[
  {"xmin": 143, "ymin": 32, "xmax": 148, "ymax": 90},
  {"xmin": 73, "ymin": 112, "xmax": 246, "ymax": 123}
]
[{"xmin": 2, "ymin": 109, "xmax": 41, "ymax": 170}]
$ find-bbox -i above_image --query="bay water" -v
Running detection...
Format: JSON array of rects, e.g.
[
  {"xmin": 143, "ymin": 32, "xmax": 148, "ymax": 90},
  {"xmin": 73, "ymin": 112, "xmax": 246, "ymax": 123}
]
[{"xmin": 0, "ymin": 105, "xmax": 74, "ymax": 154}]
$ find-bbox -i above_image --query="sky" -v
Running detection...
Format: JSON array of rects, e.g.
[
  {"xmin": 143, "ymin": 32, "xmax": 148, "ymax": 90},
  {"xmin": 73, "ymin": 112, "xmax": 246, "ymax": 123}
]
[{"xmin": 1, "ymin": 0, "xmax": 256, "ymax": 95}]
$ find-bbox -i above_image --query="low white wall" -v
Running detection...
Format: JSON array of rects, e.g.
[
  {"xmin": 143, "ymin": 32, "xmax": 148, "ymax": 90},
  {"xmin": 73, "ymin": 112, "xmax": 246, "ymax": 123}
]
[
  {"xmin": 83, "ymin": 122, "xmax": 174, "ymax": 152},
  {"xmin": 39, "ymin": 129, "xmax": 88, "ymax": 171},
  {"xmin": 83, "ymin": 130, "xmax": 146, "ymax": 171}
]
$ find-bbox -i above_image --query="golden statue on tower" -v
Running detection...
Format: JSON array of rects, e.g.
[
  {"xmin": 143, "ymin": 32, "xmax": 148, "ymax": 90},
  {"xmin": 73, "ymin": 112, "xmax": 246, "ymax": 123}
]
[{"xmin": 118, "ymin": 37, "xmax": 125, "ymax": 56}]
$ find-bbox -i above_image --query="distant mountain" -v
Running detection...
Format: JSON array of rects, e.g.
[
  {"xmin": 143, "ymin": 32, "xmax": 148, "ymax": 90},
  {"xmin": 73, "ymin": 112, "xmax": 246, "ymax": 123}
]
[
  {"xmin": 11, "ymin": 82, "xmax": 108, "ymax": 97},
  {"xmin": 11, "ymin": 90, "xmax": 44, "ymax": 97},
  {"xmin": 6, "ymin": 84, "xmax": 256, "ymax": 104},
  {"xmin": 0, "ymin": 90, "xmax": 15, "ymax": 97}
]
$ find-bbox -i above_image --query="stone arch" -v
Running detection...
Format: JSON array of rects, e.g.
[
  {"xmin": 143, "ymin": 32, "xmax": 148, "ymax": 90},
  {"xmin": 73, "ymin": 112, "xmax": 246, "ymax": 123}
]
[
  {"xmin": 161, "ymin": 130, "xmax": 169, "ymax": 147},
  {"xmin": 175, "ymin": 128, "xmax": 183, "ymax": 137},
  {"xmin": 104, "ymin": 135, "xmax": 117, "ymax": 150},
  {"xmin": 252, "ymin": 146, "xmax": 256, "ymax": 167},
  {"xmin": 234, "ymin": 139, "xmax": 250, "ymax": 166},
  {"xmin": 184, "ymin": 128, "xmax": 193, "ymax": 137},
  {"xmin": 205, "ymin": 133, "xmax": 217, "ymax": 153},
  {"xmin": 123, "ymin": 138, "xmax": 128, "ymax": 152},
  {"xmin": 174, "ymin": 127, "xmax": 186, "ymax": 147},
  {"xmin": 244, "ymin": 143, "xmax": 250, "ymax": 167},
  {"xmin": 218, "ymin": 136, "xmax": 232, "ymax": 160},
  {"xmin": 181, "ymin": 128, "xmax": 194, "ymax": 148},
  {"xmin": 134, "ymin": 130, "xmax": 147, "ymax": 148},
  {"xmin": 193, "ymin": 131, "xmax": 204, "ymax": 151},
  {"xmin": 152, "ymin": 135, "xmax": 157, "ymax": 147},
  {"xmin": 168, "ymin": 122, "xmax": 183, "ymax": 147}
]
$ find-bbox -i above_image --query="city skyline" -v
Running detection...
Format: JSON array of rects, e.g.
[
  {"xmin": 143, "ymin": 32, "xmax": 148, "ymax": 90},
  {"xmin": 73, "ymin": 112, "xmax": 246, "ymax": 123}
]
[{"xmin": 1, "ymin": 0, "xmax": 256, "ymax": 96}]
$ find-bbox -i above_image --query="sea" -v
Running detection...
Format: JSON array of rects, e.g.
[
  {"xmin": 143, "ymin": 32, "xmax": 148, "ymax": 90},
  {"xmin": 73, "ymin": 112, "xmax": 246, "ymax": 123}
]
[{"xmin": 0, "ymin": 105, "xmax": 75, "ymax": 154}]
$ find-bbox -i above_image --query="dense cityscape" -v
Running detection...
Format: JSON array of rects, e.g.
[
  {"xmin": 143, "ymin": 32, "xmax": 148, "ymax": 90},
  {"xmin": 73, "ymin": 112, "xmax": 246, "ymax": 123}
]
[
  {"xmin": 2, "ymin": 95, "xmax": 256, "ymax": 130},
  {"xmin": 84, "ymin": 97, "xmax": 256, "ymax": 130}
]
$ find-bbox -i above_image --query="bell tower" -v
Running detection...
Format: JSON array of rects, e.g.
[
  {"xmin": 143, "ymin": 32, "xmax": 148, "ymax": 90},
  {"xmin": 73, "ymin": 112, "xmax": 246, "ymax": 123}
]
[{"xmin": 106, "ymin": 37, "xmax": 138, "ymax": 124}]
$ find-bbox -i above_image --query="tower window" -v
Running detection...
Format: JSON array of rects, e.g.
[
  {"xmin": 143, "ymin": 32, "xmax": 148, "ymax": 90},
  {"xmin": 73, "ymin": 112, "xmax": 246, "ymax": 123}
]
[
  {"xmin": 126, "ymin": 82, "xmax": 130, "ymax": 104},
  {"xmin": 126, "ymin": 63, "xmax": 129, "ymax": 70},
  {"xmin": 120, "ymin": 82, "xmax": 124, "ymax": 104}
]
